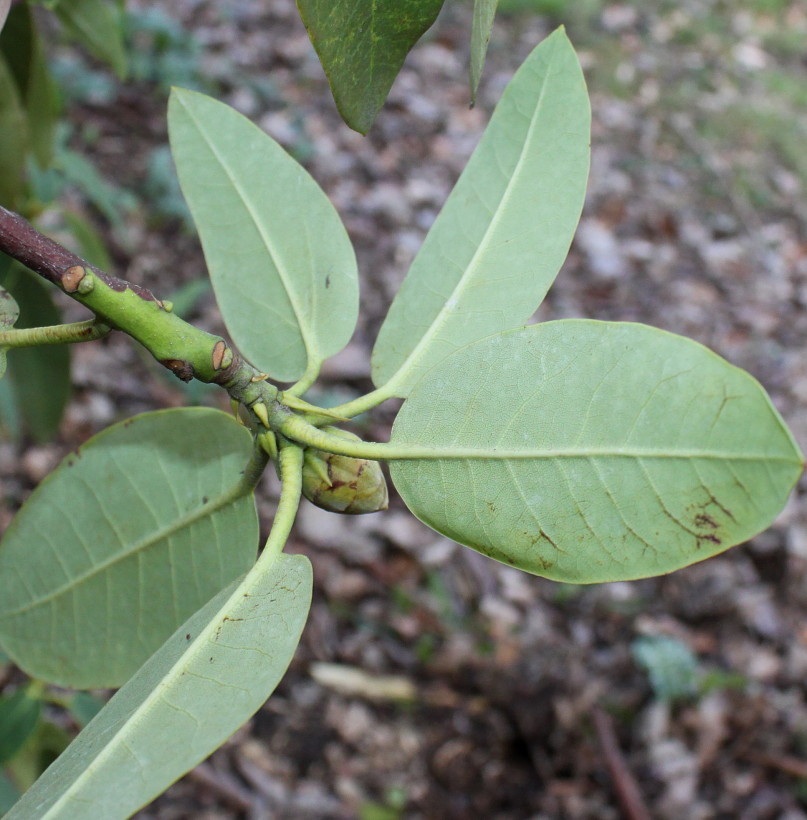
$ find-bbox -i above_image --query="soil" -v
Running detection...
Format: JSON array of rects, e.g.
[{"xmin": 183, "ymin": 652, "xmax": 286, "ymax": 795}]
[{"xmin": 3, "ymin": 1, "xmax": 807, "ymax": 818}]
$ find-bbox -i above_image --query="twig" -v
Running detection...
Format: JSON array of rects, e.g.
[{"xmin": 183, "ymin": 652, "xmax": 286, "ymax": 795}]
[
  {"xmin": 744, "ymin": 750, "xmax": 807, "ymax": 780},
  {"xmin": 0, "ymin": 207, "xmax": 283, "ymax": 422},
  {"xmin": 592, "ymin": 706, "xmax": 652, "ymax": 820},
  {"xmin": 187, "ymin": 762, "xmax": 255, "ymax": 812}
]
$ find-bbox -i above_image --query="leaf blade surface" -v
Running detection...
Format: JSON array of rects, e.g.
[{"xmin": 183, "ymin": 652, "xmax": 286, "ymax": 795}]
[
  {"xmin": 390, "ymin": 321, "xmax": 803, "ymax": 582},
  {"xmin": 372, "ymin": 28, "xmax": 590, "ymax": 396},
  {"xmin": 0, "ymin": 408, "xmax": 258, "ymax": 688},
  {"xmin": 297, "ymin": 0, "xmax": 445, "ymax": 134},
  {"xmin": 169, "ymin": 88, "xmax": 358, "ymax": 382},
  {"xmin": 4, "ymin": 554, "xmax": 312, "ymax": 820}
]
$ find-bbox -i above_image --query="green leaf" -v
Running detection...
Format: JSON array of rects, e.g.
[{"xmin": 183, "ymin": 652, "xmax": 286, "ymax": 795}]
[
  {"xmin": 5, "ymin": 720, "xmax": 70, "ymax": 794},
  {"xmin": 296, "ymin": 0, "xmax": 445, "ymax": 134},
  {"xmin": 0, "ymin": 408, "xmax": 260, "ymax": 688},
  {"xmin": 470, "ymin": 0, "xmax": 499, "ymax": 104},
  {"xmin": 389, "ymin": 321, "xmax": 804, "ymax": 583},
  {"xmin": 0, "ymin": 771, "xmax": 21, "ymax": 815},
  {"xmin": 0, "ymin": 53, "xmax": 29, "ymax": 209},
  {"xmin": 5, "ymin": 553, "xmax": 312, "ymax": 820},
  {"xmin": 372, "ymin": 28, "xmax": 590, "ymax": 398},
  {"xmin": 50, "ymin": 0, "xmax": 127, "ymax": 78},
  {"xmin": 632, "ymin": 635, "xmax": 698, "ymax": 703},
  {"xmin": 55, "ymin": 144, "xmax": 137, "ymax": 228},
  {"xmin": 0, "ymin": 2, "xmax": 60, "ymax": 167},
  {"xmin": 59, "ymin": 210, "xmax": 113, "ymax": 270},
  {"xmin": 0, "ymin": 689, "xmax": 42, "ymax": 765},
  {"xmin": 0, "ymin": 261, "xmax": 70, "ymax": 442},
  {"xmin": 169, "ymin": 88, "xmax": 359, "ymax": 383}
]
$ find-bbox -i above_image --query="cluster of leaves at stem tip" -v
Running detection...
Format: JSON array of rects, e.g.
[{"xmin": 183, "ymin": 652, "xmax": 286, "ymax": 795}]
[{"xmin": 0, "ymin": 14, "xmax": 803, "ymax": 820}]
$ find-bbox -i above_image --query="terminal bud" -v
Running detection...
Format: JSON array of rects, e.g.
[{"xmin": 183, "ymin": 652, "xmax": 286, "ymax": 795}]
[{"xmin": 302, "ymin": 427, "xmax": 388, "ymax": 515}]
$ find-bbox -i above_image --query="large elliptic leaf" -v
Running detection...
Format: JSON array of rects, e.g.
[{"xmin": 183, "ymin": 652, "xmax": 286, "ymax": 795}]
[
  {"xmin": 390, "ymin": 321, "xmax": 804, "ymax": 583},
  {"xmin": 4, "ymin": 553, "xmax": 312, "ymax": 820},
  {"xmin": 0, "ymin": 261, "xmax": 70, "ymax": 442},
  {"xmin": 0, "ymin": 408, "xmax": 259, "ymax": 688},
  {"xmin": 296, "ymin": 0, "xmax": 445, "ymax": 134},
  {"xmin": 372, "ymin": 28, "xmax": 590, "ymax": 398},
  {"xmin": 169, "ymin": 88, "xmax": 359, "ymax": 383},
  {"xmin": 470, "ymin": 0, "xmax": 499, "ymax": 104}
]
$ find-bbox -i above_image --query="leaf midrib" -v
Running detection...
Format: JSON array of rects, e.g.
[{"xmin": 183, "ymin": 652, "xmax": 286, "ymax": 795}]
[
  {"xmin": 387, "ymin": 445, "xmax": 799, "ymax": 462},
  {"xmin": 177, "ymin": 96, "xmax": 318, "ymax": 366}
]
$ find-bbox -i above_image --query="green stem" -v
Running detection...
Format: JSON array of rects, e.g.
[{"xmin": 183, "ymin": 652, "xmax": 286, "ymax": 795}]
[
  {"xmin": 0, "ymin": 319, "xmax": 109, "ymax": 348},
  {"xmin": 236, "ymin": 438, "xmax": 272, "ymax": 496},
  {"xmin": 274, "ymin": 411, "xmax": 422, "ymax": 460},
  {"xmin": 325, "ymin": 383, "xmax": 397, "ymax": 418},
  {"xmin": 258, "ymin": 442, "xmax": 303, "ymax": 565},
  {"xmin": 285, "ymin": 358, "xmax": 320, "ymax": 398}
]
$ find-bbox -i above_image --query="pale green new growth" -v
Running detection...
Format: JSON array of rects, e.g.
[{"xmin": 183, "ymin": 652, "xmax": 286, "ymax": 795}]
[
  {"xmin": 0, "ymin": 409, "xmax": 261, "ymax": 688},
  {"xmin": 371, "ymin": 28, "xmax": 590, "ymax": 398},
  {"xmin": 390, "ymin": 321, "xmax": 804, "ymax": 582},
  {"xmin": 168, "ymin": 88, "xmax": 359, "ymax": 385}
]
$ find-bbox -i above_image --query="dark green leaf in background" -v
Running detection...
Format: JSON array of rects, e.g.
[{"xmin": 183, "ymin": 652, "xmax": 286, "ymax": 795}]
[
  {"xmin": 297, "ymin": 0, "xmax": 445, "ymax": 134},
  {"xmin": 0, "ymin": 2, "xmax": 61, "ymax": 167},
  {"xmin": 0, "ymin": 259, "xmax": 70, "ymax": 442},
  {"xmin": 0, "ymin": 688, "xmax": 42, "ymax": 765},
  {"xmin": 46, "ymin": 0, "xmax": 128, "ymax": 78},
  {"xmin": 0, "ymin": 408, "xmax": 260, "ymax": 689},
  {"xmin": 0, "ymin": 54, "xmax": 29, "ymax": 209}
]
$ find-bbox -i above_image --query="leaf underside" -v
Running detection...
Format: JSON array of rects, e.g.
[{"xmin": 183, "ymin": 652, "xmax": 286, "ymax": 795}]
[
  {"xmin": 390, "ymin": 321, "xmax": 804, "ymax": 583},
  {"xmin": 4, "ymin": 554, "xmax": 312, "ymax": 820},
  {"xmin": 169, "ymin": 88, "xmax": 359, "ymax": 383},
  {"xmin": 371, "ymin": 27, "xmax": 591, "ymax": 397},
  {"xmin": 0, "ymin": 408, "xmax": 259, "ymax": 688},
  {"xmin": 297, "ymin": 0, "xmax": 445, "ymax": 134}
]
